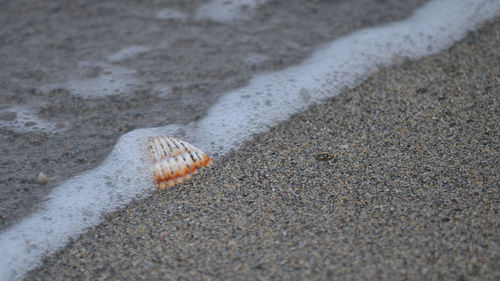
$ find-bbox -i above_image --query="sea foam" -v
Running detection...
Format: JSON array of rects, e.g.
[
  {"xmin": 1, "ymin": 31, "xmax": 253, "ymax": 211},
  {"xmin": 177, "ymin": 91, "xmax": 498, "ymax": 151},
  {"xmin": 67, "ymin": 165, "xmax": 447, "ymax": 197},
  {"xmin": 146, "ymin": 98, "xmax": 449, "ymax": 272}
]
[
  {"xmin": 0, "ymin": 105, "xmax": 67, "ymax": 134},
  {"xmin": 195, "ymin": 0, "xmax": 268, "ymax": 23},
  {"xmin": 0, "ymin": 0, "xmax": 498, "ymax": 280}
]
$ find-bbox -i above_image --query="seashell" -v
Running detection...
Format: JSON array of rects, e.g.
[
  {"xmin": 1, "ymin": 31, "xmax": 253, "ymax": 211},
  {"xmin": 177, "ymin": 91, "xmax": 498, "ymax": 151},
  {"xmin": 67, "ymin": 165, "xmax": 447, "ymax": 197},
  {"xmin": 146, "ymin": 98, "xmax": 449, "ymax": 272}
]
[{"xmin": 148, "ymin": 136, "xmax": 212, "ymax": 190}]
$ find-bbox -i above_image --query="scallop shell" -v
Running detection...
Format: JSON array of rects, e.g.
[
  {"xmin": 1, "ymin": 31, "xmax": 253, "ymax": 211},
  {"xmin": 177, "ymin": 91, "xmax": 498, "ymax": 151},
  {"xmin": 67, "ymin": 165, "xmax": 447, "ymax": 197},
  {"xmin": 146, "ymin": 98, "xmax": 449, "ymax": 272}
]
[{"xmin": 149, "ymin": 136, "xmax": 212, "ymax": 190}]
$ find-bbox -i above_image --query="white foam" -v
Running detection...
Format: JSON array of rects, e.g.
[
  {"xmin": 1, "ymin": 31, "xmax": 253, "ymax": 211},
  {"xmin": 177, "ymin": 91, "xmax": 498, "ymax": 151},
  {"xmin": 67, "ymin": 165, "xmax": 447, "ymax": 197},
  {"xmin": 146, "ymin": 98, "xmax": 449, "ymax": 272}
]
[
  {"xmin": 1, "ymin": 0, "xmax": 498, "ymax": 279},
  {"xmin": 108, "ymin": 45, "xmax": 152, "ymax": 62},
  {"xmin": 195, "ymin": 0, "xmax": 268, "ymax": 23},
  {"xmin": 152, "ymin": 84, "xmax": 172, "ymax": 98},
  {"xmin": 0, "ymin": 105, "xmax": 66, "ymax": 134},
  {"xmin": 155, "ymin": 8, "xmax": 186, "ymax": 20},
  {"xmin": 41, "ymin": 62, "xmax": 139, "ymax": 99},
  {"xmin": 244, "ymin": 53, "xmax": 269, "ymax": 67}
]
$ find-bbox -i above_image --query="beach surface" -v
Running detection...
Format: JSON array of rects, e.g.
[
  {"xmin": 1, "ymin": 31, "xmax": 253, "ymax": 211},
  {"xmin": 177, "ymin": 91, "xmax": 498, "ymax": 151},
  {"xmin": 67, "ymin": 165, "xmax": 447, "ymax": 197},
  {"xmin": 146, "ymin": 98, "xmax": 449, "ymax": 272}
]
[
  {"xmin": 25, "ymin": 19, "xmax": 499, "ymax": 281},
  {"xmin": 0, "ymin": 0, "xmax": 429, "ymax": 231}
]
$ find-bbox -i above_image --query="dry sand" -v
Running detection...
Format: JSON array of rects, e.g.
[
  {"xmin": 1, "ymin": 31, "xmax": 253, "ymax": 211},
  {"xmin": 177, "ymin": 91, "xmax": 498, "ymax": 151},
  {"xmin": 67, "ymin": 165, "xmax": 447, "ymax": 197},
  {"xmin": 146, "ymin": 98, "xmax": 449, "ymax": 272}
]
[{"xmin": 25, "ymin": 20, "xmax": 499, "ymax": 281}]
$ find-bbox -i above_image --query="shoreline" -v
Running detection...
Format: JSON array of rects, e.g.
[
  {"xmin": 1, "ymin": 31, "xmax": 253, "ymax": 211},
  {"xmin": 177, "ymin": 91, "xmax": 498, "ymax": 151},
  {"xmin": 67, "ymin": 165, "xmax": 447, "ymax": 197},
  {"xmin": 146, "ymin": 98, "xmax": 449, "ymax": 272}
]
[
  {"xmin": 25, "ymin": 20, "xmax": 499, "ymax": 281},
  {"xmin": 0, "ymin": 0, "xmax": 430, "ymax": 231}
]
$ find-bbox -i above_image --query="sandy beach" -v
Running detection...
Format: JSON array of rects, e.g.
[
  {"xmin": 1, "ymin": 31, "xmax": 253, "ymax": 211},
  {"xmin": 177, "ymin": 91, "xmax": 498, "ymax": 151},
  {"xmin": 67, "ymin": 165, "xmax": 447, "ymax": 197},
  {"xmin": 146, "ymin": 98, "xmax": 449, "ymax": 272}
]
[{"xmin": 23, "ymin": 19, "xmax": 499, "ymax": 281}]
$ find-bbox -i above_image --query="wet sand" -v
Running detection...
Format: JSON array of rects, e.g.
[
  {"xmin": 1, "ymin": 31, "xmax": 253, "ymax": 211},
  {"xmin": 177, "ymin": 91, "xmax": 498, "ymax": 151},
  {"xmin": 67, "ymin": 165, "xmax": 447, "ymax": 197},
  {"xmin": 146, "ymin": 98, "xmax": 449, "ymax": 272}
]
[{"xmin": 24, "ymin": 19, "xmax": 499, "ymax": 281}]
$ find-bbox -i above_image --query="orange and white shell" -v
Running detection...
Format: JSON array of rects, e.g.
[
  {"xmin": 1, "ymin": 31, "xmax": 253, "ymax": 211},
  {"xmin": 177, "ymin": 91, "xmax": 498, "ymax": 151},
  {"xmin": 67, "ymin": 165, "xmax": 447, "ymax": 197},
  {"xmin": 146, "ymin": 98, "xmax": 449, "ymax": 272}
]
[{"xmin": 148, "ymin": 136, "xmax": 212, "ymax": 190}]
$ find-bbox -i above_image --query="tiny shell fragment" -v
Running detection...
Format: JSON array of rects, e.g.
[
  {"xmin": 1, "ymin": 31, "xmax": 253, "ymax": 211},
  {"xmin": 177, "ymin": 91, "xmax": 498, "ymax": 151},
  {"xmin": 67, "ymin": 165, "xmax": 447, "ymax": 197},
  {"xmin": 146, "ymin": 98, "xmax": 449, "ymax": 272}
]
[
  {"xmin": 37, "ymin": 172, "xmax": 49, "ymax": 184},
  {"xmin": 149, "ymin": 136, "xmax": 212, "ymax": 190}
]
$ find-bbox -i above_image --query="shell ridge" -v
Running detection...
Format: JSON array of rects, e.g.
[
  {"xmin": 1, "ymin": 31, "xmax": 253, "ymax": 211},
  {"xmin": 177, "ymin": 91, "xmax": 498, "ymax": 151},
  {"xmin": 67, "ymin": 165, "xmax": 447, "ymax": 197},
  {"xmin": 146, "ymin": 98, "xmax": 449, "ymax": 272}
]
[
  {"xmin": 149, "ymin": 136, "xmax": 212, "ymax": 190},
  {"xmin": 150, "ymin": 138, "xmax": 167, "ymax": 181}
]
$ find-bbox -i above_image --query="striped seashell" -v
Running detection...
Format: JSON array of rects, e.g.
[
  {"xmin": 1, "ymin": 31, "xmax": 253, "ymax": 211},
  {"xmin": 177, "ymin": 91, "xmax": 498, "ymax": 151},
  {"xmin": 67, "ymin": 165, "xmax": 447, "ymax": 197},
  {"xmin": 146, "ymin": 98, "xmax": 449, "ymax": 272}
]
[{"xmin": 148, "ymin": 136, "xmax": 212, "ymax": 190}]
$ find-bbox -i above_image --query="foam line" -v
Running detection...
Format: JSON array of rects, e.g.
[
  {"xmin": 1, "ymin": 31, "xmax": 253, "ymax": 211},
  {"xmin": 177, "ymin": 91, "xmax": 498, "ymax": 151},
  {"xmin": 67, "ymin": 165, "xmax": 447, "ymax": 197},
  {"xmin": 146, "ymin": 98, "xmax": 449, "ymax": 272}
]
[
  {"xmin": 0, "ymin": 0, "xmax": 498, "ymax": 279},
  {"xmin": 195, "ymin": 0, "xmax": 268, "ymax": 23}
]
